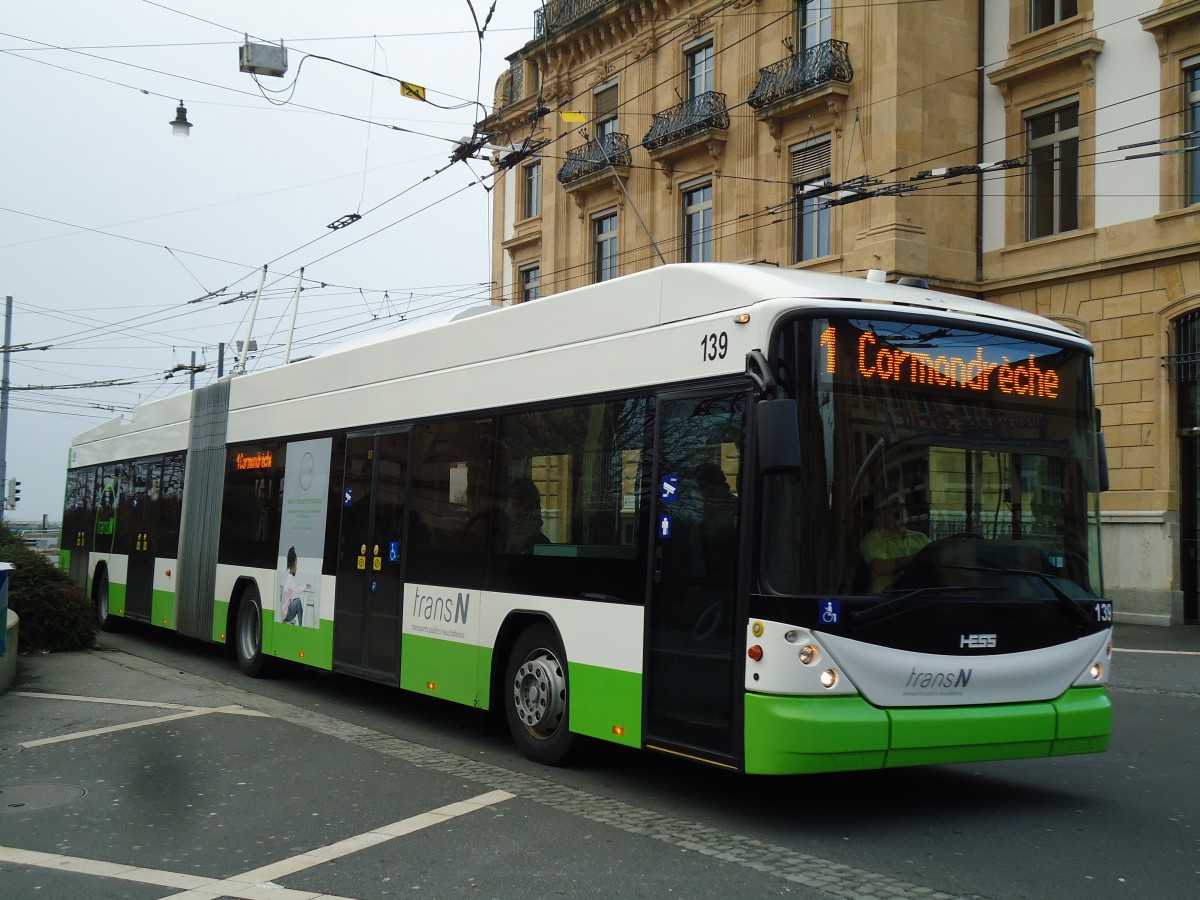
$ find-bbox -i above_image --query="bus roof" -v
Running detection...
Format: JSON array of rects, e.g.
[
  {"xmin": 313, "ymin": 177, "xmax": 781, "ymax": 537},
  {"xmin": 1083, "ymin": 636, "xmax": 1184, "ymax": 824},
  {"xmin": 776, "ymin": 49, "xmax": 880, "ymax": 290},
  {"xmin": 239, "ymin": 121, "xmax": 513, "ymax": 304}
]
[{"xmin": 70, "ymin": 264, "xmax": 1087, "ymax": 457}]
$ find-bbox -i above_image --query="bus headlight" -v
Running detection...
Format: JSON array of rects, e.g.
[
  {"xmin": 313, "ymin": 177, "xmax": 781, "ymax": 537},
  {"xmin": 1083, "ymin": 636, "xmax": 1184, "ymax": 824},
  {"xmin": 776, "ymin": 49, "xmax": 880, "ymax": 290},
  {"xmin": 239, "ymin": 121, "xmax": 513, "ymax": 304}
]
[
  {"xmin": 798, "ymin": 644, "xmax": 819, "ymax": 666},
  {"xmin": 1090, "ymin": 662, "xmax": 1104, "ymax": 680},
  {"xmin": 819, "ymin": 669, "xmax": 839, "ymax": 689}
]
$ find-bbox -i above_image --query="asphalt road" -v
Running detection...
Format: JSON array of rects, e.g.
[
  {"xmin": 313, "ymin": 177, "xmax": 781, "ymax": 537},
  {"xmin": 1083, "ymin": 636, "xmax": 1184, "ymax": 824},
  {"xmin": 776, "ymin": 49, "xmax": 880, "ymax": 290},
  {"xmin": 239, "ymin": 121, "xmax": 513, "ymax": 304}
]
[{"xmin": 1, "ymin": 622, "xmax": 1197, "ymax": 899}]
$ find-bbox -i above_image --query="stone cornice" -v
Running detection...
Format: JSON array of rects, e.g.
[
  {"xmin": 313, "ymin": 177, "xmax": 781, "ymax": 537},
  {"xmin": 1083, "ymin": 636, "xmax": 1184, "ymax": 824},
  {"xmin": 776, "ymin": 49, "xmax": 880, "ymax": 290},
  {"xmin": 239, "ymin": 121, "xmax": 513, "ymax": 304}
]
[{"xmin": 986, "ymin": 36, "xmax": 1104, "ymax": 106}]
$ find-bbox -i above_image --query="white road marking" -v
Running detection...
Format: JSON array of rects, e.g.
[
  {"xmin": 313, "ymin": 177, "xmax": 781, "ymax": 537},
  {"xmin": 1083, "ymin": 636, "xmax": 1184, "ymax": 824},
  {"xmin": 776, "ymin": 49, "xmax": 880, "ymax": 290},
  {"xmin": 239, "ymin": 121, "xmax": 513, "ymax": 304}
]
[
  {"xmin": 0, "ymin": 789, "xmax": 515, "ymax": 900},
  {"xmin": 1112, "ymin": 648, "xmax": 1200, "ymax": 656},
  {"xmin": 12, "ymin": 692, "xmax": 270, "ymax": 750}
]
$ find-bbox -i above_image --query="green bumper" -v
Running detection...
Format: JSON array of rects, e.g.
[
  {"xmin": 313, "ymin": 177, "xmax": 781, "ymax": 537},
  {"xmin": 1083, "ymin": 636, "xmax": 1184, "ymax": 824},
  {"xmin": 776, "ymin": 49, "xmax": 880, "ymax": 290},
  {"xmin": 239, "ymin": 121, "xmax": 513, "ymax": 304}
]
[{"xmin": 743, "ymin": 687, "xmax": 1111, "ymax": 775}]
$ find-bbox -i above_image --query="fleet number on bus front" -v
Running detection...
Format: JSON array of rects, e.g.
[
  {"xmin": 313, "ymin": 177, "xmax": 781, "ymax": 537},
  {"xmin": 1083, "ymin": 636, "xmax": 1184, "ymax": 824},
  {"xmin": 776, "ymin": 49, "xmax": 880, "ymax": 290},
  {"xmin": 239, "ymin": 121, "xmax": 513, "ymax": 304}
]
[{"xmin": 702, "ymin": 332, "xmax": 728, "ymax": 362}]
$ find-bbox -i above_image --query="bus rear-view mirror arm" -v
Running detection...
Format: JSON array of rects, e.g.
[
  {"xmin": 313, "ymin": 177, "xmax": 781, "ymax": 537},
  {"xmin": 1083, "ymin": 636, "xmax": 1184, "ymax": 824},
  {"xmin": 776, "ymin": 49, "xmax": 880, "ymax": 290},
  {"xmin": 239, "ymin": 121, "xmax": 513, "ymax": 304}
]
[{"xmin": 747, "ymin": 350, "xmax": 801, "ymax": 475}]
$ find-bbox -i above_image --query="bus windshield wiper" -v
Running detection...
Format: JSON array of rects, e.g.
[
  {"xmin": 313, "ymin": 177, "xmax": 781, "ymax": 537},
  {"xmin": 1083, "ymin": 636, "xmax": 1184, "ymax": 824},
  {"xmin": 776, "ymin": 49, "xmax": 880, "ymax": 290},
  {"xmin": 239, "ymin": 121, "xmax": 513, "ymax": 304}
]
[
  {"xmin": 850, "ymin": 585, "xmax": 995, "ymax": 626},
  {"xmin": 924, "ymin": 564, "xmax": 1093, "ymax": 626}
]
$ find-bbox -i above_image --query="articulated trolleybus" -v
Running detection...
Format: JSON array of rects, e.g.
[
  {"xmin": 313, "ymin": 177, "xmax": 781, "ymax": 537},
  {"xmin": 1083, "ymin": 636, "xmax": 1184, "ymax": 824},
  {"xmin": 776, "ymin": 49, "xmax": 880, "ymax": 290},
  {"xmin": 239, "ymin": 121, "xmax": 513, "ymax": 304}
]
[{"xmin": 62, "ymin": 264, "xmax": 1112, "ymax": 774}]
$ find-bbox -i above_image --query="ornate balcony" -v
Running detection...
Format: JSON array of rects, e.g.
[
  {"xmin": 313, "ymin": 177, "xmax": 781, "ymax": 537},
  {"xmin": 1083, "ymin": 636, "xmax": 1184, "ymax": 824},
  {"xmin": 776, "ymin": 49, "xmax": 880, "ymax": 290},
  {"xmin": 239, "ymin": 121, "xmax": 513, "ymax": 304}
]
[
  {"xmin": 642, "ymin": 91, "xmax": 730, "ymax": 153},
  {"xmin": 557, "ymin": 132, "xmax": 632, "ymax": 186},
  {"xmin": 534, "ymin": 0, "xmax": 614, "ymax": 37},
  {"xmin": 747, "ymin": 40, "xmax": 854, "ymax": 112}
]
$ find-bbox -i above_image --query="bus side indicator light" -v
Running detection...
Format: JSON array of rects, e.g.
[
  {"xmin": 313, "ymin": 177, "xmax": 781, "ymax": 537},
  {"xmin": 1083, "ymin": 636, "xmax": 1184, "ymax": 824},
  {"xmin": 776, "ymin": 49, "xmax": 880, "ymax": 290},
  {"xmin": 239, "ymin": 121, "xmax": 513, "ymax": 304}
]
[
  {"xmin": 612, "ymin": 725, "xmax": 625, "ymax": 737},
  {"xmin": 298, "ymin": 652, "xmax": 305, "ymax": 659},
  {"xmin": 427, "ymin": 681, "xmax": 436, "ymax": 691},
  {"xmin": 747, "ymin": 645, "xmax": 763, "ymax": 661}
]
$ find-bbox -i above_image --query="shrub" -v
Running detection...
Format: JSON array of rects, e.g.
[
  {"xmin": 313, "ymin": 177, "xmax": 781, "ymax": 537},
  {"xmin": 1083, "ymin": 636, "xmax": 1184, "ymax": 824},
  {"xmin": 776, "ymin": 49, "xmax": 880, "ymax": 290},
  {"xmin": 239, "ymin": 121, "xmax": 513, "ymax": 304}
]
[{"xmin": 0, "ymin": 524, "xmax": 97, "ymax": 652}]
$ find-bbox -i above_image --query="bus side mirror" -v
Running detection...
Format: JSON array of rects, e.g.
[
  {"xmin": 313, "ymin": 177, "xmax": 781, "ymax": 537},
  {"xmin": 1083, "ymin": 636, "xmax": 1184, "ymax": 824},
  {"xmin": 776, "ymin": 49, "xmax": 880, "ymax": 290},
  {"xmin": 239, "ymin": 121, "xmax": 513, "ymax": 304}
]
[
  {"xmin": 757, "ymin": 399, "xmax": 801, "ymax": 474},
  {"xmin": 1095, "ymin": 407, "xmax": 1109, "ymax": 492}
]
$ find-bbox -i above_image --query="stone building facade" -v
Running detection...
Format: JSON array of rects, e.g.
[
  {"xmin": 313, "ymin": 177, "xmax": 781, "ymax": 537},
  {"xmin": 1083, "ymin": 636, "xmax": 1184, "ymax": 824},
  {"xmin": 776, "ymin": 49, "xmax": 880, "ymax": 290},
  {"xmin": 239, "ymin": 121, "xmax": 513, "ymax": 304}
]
[{"xmin": 479, "ymin": 0, "xmax": 1200, "ymax": 625}]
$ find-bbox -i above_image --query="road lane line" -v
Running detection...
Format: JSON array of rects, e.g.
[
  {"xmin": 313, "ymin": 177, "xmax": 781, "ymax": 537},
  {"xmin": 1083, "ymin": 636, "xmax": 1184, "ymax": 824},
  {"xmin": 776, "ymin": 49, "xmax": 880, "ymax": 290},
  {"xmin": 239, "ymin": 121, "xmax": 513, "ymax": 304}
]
[
  {"xmin": 226, "ymin": 789, "xmax": 515, "ymax": 885},
  {"xmin": 0, "ymin": 790, "xmax": 512, "ymax": 900},
  {"xmin": 1112, "ymin": 648, "xmax": 1200, "ymax": 656},
  {"xmin": 12, "ymin": 690, "xmax": 273, "ymax": 715},
  {"xmin": 19, "ymin": 707, "xmax": 226, "ymax": 748}
]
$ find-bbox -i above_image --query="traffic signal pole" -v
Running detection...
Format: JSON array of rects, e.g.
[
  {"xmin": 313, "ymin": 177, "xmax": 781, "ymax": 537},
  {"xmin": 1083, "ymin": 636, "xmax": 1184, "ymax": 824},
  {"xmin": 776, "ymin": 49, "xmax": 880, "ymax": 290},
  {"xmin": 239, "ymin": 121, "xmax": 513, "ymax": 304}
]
[{"xmin": 0, "ymin": 295, "xmax": 11, "ymax": 524}]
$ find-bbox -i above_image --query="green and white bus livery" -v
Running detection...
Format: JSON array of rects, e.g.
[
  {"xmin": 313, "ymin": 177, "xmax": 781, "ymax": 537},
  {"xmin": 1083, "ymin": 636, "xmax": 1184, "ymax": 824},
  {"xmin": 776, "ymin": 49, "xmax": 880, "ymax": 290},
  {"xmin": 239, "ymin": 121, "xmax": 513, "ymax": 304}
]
[{"xmin": 61, "ymin": 263, "xmax": 1112, "ymax": 774}]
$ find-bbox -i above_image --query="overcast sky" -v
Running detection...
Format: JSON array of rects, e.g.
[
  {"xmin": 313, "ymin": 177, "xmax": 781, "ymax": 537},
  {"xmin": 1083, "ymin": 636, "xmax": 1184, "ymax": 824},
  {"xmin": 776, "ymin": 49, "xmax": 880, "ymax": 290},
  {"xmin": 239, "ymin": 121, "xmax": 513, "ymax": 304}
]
[{"xmin": 1, "ymin": 1, "xmax": 541, "ymax": 524}]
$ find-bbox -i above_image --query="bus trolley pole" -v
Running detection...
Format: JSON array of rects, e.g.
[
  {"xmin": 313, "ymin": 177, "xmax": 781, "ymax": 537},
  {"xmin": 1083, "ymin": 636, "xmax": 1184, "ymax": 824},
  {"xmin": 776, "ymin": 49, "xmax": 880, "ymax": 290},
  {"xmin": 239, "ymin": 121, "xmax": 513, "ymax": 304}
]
[
  {"xmin": 609, "ymin": 165, "xmax": 667, "ymax": 266},
  {"xmin": 283, "ymin": 267, "xmax": 303, "ymax": 365},
  {"xmin": 233, "ymin": 265, "xmax": 267, "ymax": 376}
]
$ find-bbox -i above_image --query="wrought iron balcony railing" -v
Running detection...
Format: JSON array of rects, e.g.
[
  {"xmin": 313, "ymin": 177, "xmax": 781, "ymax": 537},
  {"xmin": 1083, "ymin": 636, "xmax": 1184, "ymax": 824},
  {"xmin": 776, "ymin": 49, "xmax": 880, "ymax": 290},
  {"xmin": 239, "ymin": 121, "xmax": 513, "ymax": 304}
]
[
  {"xmin": 557, "ymin": 132, "xmax": 632, "ymax": 185},
  {"xmin": 747, "ymin": 40, "xmax": 854, "ymax": 111},
  {"xmin": 535, "ymin": 0, "xmax": 613, "ymax": 38},
  {"xmin": 642, "ymin": 91, "xmax": 730, "ymax": 152}
]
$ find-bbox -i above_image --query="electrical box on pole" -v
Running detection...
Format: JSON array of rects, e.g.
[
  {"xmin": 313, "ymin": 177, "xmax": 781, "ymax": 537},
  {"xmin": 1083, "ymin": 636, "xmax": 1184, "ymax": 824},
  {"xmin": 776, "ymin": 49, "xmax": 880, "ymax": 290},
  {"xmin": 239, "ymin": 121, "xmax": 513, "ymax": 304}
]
[{"xmin": 6, "ymin": 478, "xmax": 18, "ymax": 508}]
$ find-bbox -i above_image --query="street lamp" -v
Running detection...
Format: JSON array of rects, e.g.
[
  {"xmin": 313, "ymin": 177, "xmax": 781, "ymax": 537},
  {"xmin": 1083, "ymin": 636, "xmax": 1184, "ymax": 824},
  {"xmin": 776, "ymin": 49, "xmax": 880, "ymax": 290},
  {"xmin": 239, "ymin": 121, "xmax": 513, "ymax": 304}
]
[{"xmin": 169, "ymin": 101, "xmax": 192, "ymax": 137}]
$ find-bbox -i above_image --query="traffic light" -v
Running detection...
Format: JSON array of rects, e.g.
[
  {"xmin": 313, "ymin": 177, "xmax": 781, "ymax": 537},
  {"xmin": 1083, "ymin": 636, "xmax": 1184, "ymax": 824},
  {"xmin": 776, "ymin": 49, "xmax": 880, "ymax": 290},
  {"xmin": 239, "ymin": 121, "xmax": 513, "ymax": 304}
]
[{"xmin": 6, "ymin": 478, "xmax": 19, "ymax": 507}]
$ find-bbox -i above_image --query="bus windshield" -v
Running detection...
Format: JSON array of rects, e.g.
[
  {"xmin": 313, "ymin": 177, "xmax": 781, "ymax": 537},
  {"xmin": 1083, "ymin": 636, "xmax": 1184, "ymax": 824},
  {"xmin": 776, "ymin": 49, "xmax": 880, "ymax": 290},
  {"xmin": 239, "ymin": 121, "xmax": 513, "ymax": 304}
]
[{"xmin": 762, "ymin": 314, "xmax": 1103, "ymax": 601}]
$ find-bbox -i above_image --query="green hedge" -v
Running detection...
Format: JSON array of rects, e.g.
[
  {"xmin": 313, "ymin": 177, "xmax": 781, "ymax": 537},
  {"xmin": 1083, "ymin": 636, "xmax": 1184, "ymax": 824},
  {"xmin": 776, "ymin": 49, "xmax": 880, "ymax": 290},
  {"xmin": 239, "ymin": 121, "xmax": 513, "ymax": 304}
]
[{"xmin": 1, "ymin": 524, "xmax": 96, "ymax": 652}]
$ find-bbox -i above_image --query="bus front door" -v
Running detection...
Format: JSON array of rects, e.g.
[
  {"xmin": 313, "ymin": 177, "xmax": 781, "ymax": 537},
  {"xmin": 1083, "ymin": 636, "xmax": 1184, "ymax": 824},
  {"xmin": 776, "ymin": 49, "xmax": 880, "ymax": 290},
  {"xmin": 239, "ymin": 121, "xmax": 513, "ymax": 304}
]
[
  {"xmin": 333, "ymin": 429, "xmax": 411, "ymax": 685},
  {"xmin": 645, "ymin": 389, "xmax": 747, "ymax": 765}
]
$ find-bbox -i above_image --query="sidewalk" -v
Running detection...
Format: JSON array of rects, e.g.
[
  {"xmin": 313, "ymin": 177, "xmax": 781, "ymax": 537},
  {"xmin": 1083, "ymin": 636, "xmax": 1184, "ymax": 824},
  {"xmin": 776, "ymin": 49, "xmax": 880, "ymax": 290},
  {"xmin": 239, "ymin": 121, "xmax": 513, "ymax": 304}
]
[{"xmin": 1113, "ymin": 621, "xmax": 1200, "ymax": 653}]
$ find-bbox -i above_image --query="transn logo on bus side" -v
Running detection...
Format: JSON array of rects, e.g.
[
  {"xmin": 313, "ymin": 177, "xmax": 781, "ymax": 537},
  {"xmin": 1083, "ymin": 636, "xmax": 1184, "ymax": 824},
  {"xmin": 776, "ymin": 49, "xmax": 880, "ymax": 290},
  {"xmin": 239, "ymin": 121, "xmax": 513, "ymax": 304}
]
[{"xmin": 411, "ymin": 590, "xmax": 471, "ymax": 625}]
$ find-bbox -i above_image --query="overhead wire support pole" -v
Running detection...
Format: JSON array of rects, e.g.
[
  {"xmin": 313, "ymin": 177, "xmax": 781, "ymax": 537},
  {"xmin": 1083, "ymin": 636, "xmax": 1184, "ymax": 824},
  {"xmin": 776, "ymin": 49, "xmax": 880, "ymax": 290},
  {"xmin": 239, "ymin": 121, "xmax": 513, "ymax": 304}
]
[
  {"xmin": 233, "ymin": 265, "xmax": 267, "ymax": 376},
  {"xmin": 0, "ymin": 296, "xmax": 10, "ymax": 523},
  {"xmin": 284, "ymin": 267, "xmax": 304, "ymax": 364}
]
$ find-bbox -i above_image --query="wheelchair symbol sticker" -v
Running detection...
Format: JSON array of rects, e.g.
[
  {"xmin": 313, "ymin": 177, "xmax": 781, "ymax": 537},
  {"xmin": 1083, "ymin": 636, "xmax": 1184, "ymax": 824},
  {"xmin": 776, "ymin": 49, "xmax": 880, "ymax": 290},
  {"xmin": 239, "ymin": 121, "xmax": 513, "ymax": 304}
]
[
  {"xmin": 389, "ymin": 541, "xmax": 400, "ymax": 563},
  {"xmin": 819, "ymin": 600, "xmax": 840, "ymax": 625}
]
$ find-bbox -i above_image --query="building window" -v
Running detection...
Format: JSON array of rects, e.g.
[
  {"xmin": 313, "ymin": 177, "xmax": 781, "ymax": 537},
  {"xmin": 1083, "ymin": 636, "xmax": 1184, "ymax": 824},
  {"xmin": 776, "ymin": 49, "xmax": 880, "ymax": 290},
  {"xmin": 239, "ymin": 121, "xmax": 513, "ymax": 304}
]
[
  {"xmin": 685, "ymin": 40, "xmax": 714, "ymax": 99},
  {"xmin": 522, "ymin": 161, "xmax": 541, "ymax": 219},
  {"xmin": 520, "ymin": 264, "xmax": 541, "ymax": 302},
  {"xmin": 792, "ymin": 137, "xmax": 831, "ymax": 262},
  {"xmin": 1026, "ymin": 99, "xmax": 1079, "ymax": 239},
  {"xmin": 682, "ymin": 181, "xmax": 713, "ymax": 262},
  {"xmin": 593, "ymin": 210, "xmax": 618, "ymax": 283},
  {"xmin": 800, "ymin": 0, "xmax": 832, "ymax": 51},
  {"xmin": 595, "ymin": 83, "xmax": 618, "ymax": 139},
  {"xmin": 1188, "ymin": 64, "xmax": 1200, "ymax": 206},
  {"xmin": 1031, "ymin": 0, "xmax": 1078, "ymax": 31}
]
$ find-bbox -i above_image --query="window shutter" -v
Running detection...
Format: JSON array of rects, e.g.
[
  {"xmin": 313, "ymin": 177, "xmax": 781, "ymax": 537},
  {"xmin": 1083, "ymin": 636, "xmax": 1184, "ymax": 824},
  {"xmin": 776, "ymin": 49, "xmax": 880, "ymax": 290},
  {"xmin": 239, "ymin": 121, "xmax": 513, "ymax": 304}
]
[
  {"xmin": 791, "ymin": 138, "xmax": 831, "ymax": 182},
  {"xmin": 595, "ymin": 85, "xmax": 618, "ymax": 118}
]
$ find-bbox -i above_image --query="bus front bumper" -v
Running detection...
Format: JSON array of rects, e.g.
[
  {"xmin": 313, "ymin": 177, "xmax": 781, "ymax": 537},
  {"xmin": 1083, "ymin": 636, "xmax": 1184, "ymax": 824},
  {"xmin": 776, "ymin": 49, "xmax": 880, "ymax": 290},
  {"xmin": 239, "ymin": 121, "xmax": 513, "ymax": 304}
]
[{"xmin": 743, "ymin": 686, "xmax": 1112, "ymax": 775}]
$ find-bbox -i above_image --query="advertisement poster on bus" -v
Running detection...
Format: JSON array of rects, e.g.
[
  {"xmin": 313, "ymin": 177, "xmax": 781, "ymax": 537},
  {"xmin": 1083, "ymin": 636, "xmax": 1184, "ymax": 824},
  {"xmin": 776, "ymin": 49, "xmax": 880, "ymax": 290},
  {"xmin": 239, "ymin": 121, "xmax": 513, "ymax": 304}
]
[{"xmin": 275, "ymin": 437, "xmax": 331, "ymax": 628}]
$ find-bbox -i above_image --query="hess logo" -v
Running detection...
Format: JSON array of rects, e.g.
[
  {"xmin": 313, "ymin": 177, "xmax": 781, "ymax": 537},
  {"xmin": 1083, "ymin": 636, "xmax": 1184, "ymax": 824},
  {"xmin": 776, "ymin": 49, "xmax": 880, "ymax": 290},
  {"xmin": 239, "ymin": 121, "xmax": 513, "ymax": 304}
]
[{"xmin": 960, "ymin": 633, "xmax": 997, "ymax": 649}]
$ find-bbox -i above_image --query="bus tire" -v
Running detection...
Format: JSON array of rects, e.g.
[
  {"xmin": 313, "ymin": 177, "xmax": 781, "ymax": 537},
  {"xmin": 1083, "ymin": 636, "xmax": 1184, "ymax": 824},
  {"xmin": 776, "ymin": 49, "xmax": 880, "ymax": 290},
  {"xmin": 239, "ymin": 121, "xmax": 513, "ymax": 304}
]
[
  {"xmin": 505, "ymin": 623, "xmax": 574, "ymax": 765},
  {"xmin": 235, "ymin": 586, "xmax": 269, "ymax": 678},
  {"xmin": 95, "ymin": 569, "xmax": 123, "ymax": 633}
]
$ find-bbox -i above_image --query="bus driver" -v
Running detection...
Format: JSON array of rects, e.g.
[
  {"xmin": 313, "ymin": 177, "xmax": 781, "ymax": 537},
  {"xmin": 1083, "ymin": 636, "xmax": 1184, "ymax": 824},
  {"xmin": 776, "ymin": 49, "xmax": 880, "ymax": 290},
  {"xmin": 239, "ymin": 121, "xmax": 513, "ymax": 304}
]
[{"xmin": 860, "ymin": 496, "xmax": 928, "ymax": 593}]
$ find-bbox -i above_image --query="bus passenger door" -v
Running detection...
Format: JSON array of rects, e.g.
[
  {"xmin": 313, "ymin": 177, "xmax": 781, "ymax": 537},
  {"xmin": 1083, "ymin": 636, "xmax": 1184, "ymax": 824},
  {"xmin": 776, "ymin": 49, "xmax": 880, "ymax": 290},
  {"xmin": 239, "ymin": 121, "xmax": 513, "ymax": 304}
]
[
  {"xmin": 124, "ymin": 461, "xmax": 155, "ymax": 622},
  {"xmin": 333, "ymin": 429, "xmax": 410, "ymax": 685},
  {"xmin": 645, "ymin": 389, "xmax": 748, "ymax": 764}
]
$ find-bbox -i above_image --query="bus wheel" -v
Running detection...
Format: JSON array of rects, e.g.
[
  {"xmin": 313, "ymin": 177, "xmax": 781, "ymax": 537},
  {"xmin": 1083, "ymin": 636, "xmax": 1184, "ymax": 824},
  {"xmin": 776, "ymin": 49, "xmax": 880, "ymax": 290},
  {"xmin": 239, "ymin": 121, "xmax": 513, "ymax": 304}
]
[
  {"xmin": 95, "ymin": 570, "xmax": 122, "ymax": 633},
  {"xmin": 505, "ymin": 624, "xmax": 573, "ymax": 765},
  {"xmin": 235, "ymin": 586, "xmax": 268, "ymax": 677}
]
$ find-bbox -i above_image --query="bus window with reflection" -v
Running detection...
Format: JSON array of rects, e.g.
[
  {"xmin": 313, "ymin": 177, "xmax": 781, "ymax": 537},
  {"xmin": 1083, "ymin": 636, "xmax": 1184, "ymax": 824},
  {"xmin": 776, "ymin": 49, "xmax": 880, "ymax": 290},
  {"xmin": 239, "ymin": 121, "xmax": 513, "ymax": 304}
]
[{"xmin": 762, "ymin": 316, "xmax": 1103, "ymax": 605}]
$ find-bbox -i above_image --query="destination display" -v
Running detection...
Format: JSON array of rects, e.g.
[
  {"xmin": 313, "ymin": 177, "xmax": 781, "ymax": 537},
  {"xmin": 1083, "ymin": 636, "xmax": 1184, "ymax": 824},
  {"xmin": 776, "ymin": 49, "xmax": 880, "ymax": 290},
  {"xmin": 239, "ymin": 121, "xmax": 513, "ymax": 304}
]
[{"xmin": 817, "ymin": 319, "xmax": 1082, "ymax": 406}]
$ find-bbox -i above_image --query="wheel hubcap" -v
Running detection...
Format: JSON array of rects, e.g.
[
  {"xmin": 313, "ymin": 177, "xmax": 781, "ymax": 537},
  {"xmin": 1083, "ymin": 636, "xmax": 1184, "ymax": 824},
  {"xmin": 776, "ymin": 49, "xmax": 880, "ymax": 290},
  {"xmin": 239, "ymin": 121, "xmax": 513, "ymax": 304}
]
[{"xmin": 512, "ymin": 650, "xmax": 566, "ymax": 739}]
